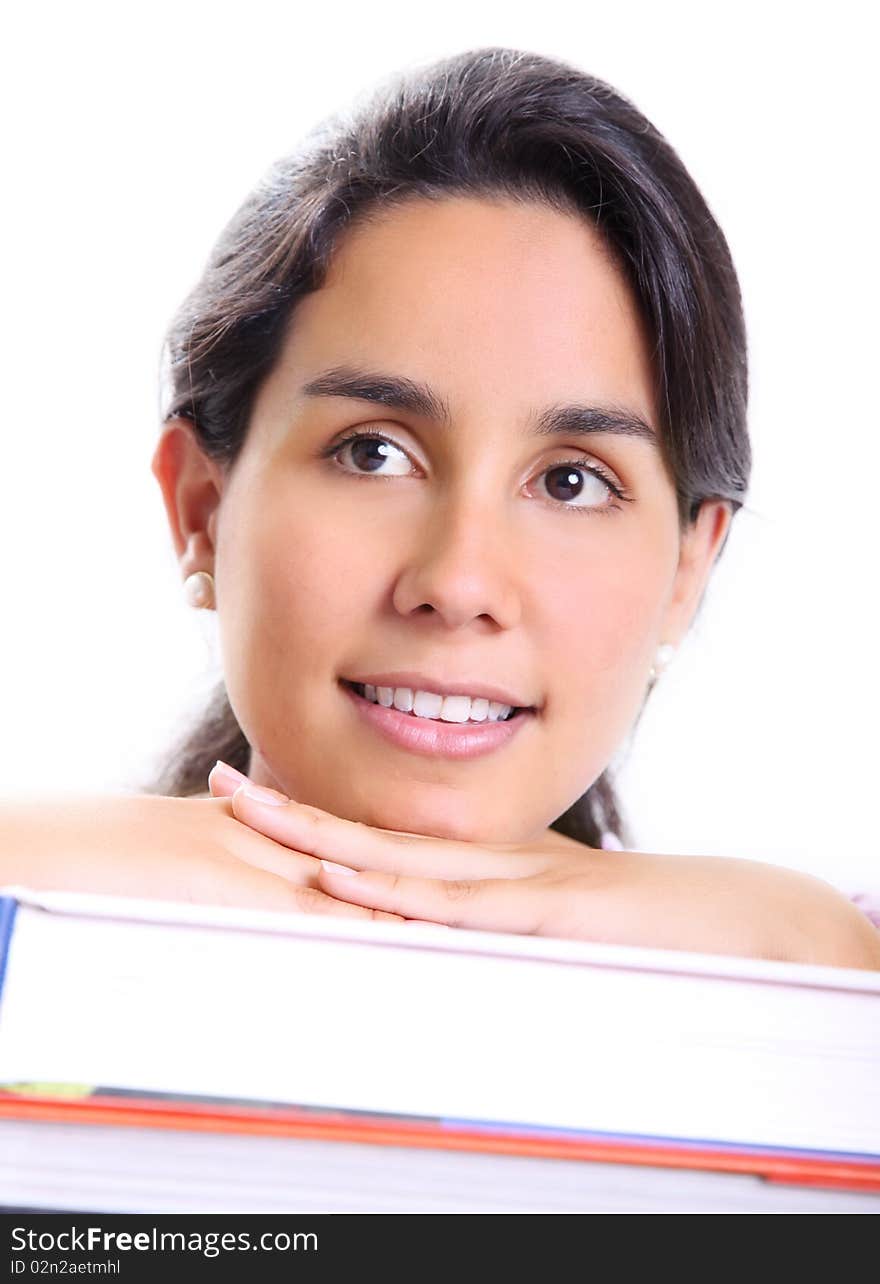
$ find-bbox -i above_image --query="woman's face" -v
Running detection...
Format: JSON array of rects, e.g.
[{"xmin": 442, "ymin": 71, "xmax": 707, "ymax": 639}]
[{"xmin": 160, "ymin": 196, "xmax": 730, "ymax": 845}]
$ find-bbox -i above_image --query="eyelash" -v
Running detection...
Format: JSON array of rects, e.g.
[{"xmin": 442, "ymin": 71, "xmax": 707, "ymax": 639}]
[{"xmin": 322, "ymin": 429, "xmax": 632, "ymax": 514}]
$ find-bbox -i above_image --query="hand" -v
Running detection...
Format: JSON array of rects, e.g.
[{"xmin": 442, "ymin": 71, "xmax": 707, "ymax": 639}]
[
  {"xmin": 210, "ymin": 763, "xmax": 880, "ymax": 968},
  {"xmin": 0, "ymin": 792, "xmax": 405, "ymax": 924}
]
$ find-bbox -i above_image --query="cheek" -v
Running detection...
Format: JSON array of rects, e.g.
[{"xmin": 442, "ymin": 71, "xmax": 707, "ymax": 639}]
[
  {"xmin": 539, "ymin": 536, "xmax": 673, "ymax": 706},
  {"xmin": 216, "ymin": 480, "xmax": 390, "ymax": 687}
]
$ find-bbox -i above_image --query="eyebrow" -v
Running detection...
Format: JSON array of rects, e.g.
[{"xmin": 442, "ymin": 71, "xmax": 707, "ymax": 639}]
[{"xmin": 300, "ymin": 365, "xmax": 658, "ymax": 444}]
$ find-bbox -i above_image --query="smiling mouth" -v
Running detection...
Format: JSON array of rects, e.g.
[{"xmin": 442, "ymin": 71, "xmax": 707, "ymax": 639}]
[{"xmin": 340, "ymin": 679, "xmax": 533, "ymax": 722}]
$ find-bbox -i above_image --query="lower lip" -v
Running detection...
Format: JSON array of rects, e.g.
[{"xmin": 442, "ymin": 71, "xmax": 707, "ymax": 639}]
[{"xmin": 340, "ymin": 681, "xmax": 534, "ymax": 760}]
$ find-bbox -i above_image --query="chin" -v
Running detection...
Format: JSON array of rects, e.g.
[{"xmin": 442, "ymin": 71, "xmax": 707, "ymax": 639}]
[{"xmin": 354, "ymin": 793, "xmax": 495, "ymax": 844}]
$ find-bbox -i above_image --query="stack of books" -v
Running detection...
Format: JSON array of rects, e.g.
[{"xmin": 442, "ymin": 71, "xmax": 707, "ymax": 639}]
[{"xmin": 1, "ymin": 887, "xmax": 878, "ymax": 1212}]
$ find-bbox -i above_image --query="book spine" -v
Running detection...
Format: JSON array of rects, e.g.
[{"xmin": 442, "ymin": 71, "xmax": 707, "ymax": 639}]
[{"xmin": 0, "ymin": 896, "xmax": 18, "ymax": 1009}]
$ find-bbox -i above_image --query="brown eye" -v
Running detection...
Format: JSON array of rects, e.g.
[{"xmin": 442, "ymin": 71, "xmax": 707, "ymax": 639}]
[
  {"xmin": 539, "ymin": 462, "xmax": 619, "ymax": 510},
  {"xmin": 333, "ymin": 432, "xmax": 412, "ymax": 476}
]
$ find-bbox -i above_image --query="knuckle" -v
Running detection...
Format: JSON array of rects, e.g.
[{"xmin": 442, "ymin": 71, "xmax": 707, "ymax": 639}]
[
  {"xmin": 444, "ymin": 879, "xmax": 475, "ymax": 904},
  {"xmin": 293, "ymin": 884, "xmax": 327, "ymax": 913}
]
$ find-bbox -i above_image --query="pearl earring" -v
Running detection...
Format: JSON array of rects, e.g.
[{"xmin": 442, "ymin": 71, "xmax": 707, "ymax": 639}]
[
  {"xmin": 183, "ymin": 570, "xmax": 216, "ymax": 609},
  {"xmin": 649, "ymin": 642, "xmax": 676, "ymax": 684}
]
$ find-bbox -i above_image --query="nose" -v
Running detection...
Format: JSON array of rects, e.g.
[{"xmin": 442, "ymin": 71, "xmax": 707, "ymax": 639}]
[{"xmin": 391, "ymin": 490, "xmax": 523, "ymax": 631}]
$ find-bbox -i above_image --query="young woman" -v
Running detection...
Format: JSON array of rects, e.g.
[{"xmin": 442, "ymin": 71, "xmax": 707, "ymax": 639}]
[{"xmin": 5, "ymin": 47, "xmax": 878, "ymax": 967}]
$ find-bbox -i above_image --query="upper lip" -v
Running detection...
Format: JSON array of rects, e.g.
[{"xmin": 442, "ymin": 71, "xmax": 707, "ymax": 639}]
[{"xmin": 342, "ymin": 672, "xmax": 537, "ymax": 709}]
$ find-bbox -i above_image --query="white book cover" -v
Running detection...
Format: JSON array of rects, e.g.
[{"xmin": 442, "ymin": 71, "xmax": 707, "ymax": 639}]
[{"xmin": 1, "ymin": 886, "xmax": 878, "ymax": 1158}]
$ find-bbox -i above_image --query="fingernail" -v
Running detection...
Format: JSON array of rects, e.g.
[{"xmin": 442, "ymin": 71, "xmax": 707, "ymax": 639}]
[
  {"xmin": 320, "ymin": 859, "xmax": 358, "ymax": 876},
  {"xmin": 210, "ymin": 759, "xmax": 248, "ymax": 788},
  {"xmin": 238, "ymin": 782, "xmax": 290, "ymax": 806}
]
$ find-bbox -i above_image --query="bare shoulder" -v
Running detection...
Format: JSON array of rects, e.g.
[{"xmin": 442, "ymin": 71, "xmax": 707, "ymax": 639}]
[
  {"xmin": 536, "ymin": 834, "xmax": 880, "ymax": 971},
  {"xmin": 742, "ymin": 860, "xmax": 880, "ymax": 972}
]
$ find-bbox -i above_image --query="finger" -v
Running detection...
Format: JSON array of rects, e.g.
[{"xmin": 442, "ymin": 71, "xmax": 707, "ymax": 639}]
[
  {"xmin": 206, "ymin": 797, "xmax": 322, "ymax": 884},
  {"xmin": 273, "ymin": 878, "xmax": 407, "ymax": 924},
  {"xmin": 203, "ymin": 795, "xmax": 369, "ymax": 892},
  {"xmin": 208, "ymin": 799, "xmax": 427, "ymax": 930},
  {"xmin": 316, "ymin": 861, "xmax": 552, "ymax": 934},
  {"xmin": 231, "ymin": 844, "xmax": 405, "ymax": 924},
  {"xmin": 208, "ymin": 760, "xmax": 250, "ymax": 797},
  {"xmin": 230, "ymin": 785, "xmax": 548, "ymax": 880}
]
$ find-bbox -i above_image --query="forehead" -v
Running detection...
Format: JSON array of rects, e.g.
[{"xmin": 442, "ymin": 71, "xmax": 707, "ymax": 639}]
[{"xmin": 264, "ymin": 195, "xmax": 659, "ymax": 433}]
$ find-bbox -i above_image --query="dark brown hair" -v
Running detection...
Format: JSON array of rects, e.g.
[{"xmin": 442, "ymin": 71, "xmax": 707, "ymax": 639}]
[{"xmin": 145, "ymin": 46, "xmax": 750, "ymax": 849}]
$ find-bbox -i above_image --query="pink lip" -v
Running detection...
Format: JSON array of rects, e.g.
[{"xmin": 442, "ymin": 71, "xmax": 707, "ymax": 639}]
[{"xmin": 340, "ymin": 681, "xmax": 534, "ymax": 761}]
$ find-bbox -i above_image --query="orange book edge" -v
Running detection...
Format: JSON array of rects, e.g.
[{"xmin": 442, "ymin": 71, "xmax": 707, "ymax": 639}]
[{"xmin": 1, "ymin": 1091, "xmax": 878, "ymax": 1194}]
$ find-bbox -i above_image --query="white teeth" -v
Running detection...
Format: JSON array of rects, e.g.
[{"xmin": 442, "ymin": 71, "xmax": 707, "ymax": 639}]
[
  {"xmin": 355, "ymin": 683, "xmax": 515, "ymax": 722},
  {"xmin": 392, "ymin": 688, "xmax": 413, "ymax": 713},
  {"xmin": 439, "ymin": 695, "xmax": 471, "ymax": 723},
  {"xmin": 413, "ymin": 690, "xmax": 443, "ymax": 719}
]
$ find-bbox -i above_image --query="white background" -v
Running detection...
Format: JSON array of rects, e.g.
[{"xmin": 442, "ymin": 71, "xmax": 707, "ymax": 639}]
[{"xmin": 1, "ymin": 1, "xmax": 876, "ymax": 891}]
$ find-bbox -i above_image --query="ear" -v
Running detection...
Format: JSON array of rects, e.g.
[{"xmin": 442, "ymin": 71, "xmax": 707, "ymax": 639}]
[
  {"xmin": 659, "ymin": 500, "xmax": 733, "ymax": 645},
  {"xmin": 150, "ymin": 418, "xmax": 225, "ymax": 579}
]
